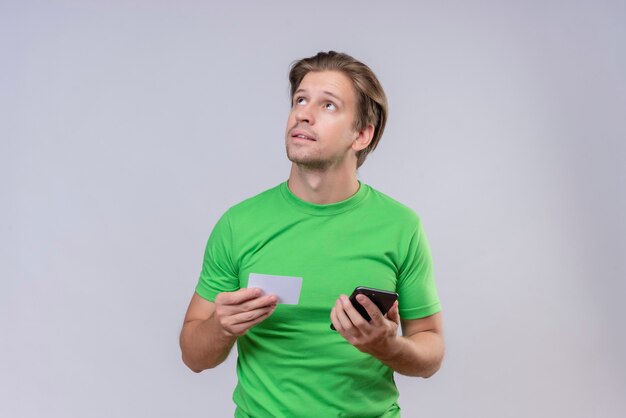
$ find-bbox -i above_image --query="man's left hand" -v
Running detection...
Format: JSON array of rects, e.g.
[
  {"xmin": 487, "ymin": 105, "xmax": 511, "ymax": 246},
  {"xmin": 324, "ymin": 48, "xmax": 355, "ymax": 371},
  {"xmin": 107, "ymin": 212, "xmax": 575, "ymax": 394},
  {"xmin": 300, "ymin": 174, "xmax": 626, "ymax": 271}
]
[{"xmin": 330, "ymin": 294, "xmax": 401, "ymax": 359}]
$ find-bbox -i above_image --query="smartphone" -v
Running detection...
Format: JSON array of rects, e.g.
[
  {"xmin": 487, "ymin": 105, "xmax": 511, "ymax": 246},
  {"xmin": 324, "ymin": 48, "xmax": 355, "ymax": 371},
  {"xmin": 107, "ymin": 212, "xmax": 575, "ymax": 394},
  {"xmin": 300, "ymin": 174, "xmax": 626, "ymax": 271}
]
[{"xmin": 330, "ymin": 286, "xmax": 399, "ymax": 330}]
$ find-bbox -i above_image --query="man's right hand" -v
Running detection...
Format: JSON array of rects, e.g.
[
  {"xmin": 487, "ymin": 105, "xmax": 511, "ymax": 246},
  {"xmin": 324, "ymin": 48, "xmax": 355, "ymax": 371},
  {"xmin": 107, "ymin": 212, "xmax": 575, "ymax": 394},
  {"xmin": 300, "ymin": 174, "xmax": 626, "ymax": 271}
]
[
  {"xmin": 214, "ymin": 288, "xmax": 278, "ymax": 337},
  {"xmin": 180, "ymin": 288, "xmax": 277, "ymax": 371}
]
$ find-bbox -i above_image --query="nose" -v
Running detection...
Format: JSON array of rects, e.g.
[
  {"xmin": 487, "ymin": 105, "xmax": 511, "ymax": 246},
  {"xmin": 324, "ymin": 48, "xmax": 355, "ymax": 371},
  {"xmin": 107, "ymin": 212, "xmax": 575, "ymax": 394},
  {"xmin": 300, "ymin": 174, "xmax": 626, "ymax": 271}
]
[{"xmin": 294, "ymin": 102, "xmax": 315, "ymax": 125}]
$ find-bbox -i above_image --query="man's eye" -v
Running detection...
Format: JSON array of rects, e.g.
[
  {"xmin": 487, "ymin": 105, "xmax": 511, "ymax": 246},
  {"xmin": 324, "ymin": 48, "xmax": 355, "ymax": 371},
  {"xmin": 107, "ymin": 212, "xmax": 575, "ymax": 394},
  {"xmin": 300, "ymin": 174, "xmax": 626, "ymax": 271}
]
[
  {"xmin": 295, "ymin": 97, "xmax": 306, "ymax": 105},
  {"xmin": 325, "ymin": 103, "xmax": 337, "ymax": 111}
]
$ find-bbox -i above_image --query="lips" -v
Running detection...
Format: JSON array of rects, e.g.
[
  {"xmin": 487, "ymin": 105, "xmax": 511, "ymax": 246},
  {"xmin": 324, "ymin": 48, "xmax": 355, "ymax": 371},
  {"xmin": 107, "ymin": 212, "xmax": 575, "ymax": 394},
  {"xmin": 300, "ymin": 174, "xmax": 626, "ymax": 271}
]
[{"xmin": 291, "ymin": 129, "xmax": 316, "ymax": 141}]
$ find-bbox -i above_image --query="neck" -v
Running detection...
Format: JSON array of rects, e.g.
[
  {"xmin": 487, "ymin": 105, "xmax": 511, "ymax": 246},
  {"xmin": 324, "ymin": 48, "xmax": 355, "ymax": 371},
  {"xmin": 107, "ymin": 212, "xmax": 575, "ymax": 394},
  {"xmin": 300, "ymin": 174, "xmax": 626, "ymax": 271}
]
[{"xmin": 287, "ymin": 163, "xmax": 360, "ymax": 204}]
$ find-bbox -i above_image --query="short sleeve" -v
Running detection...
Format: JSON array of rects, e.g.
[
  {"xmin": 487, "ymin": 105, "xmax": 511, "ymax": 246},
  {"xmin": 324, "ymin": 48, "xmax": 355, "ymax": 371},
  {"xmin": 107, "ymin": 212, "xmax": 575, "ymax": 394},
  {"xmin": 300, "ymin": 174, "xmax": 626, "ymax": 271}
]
[
  {"xmin": 396, "ymin": 219, "xmax": 442, "ymax": 319},
  {"xmin": 195, "ymin": 211, "xmax": 240, "ymax": 301}
]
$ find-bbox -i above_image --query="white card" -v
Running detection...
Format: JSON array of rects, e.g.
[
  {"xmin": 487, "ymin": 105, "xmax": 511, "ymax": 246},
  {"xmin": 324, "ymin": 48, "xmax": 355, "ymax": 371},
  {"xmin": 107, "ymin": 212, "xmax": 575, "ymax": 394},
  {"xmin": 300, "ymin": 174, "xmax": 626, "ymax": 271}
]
[{"xmin": 247, "ymin": 273, "xmax": 302, "ymax": 305}]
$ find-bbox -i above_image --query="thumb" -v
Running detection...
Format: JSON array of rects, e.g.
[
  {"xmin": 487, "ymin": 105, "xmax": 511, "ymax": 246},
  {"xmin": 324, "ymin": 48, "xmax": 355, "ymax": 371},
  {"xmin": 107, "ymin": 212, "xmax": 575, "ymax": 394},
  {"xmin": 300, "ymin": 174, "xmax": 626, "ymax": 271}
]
[
  {"xmin": 217, "ymin": 288, "xmax": 262, "ymax": 305},
  {"xmin": 386, "ymin": 301, "xmax": 400, "ymax": 324}
]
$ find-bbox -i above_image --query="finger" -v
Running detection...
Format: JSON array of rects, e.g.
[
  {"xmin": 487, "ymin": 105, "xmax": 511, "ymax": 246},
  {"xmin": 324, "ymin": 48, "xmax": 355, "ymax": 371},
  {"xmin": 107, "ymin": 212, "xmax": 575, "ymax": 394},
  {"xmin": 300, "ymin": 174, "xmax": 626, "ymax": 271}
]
[
  {"xmin": 229, "ymin": 306, "xmax": 276, "ymax": 335},
  {"xmin": 339, "ymin": 295, "xmax": 369, "ymax": 329},
  {"xmin": 330, "ymin": 306, "xmax": 340, "ymax": 331},
  {"xmin": 227, "ymin": 305, "xmax": 276, "ymax": 327},
  {"xmin": 239, "ymin": 294, "xmax": 278, "ymax": 312},
  {"xmin": 355, "ymin": 294, "xmax": 384, "ymax": 325},
  {"xmin": 216, "ymin": 294, "xmax": 278, "ymax": 327},
  {"xmin": 217, "ymin": 288, "xmax": 263, "ymax": 305},
  {"xmin": 335, "ymin": 295, "xmax": 360, "ymax": 332},
  {"xmin": 386, "ymin": 301, "xmax": 400, "ymax": 324}
]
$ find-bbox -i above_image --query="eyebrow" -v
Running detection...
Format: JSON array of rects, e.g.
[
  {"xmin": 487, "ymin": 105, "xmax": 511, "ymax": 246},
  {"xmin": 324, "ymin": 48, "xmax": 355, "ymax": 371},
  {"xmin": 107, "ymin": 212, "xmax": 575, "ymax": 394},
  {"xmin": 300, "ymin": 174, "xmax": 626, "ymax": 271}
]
[{"xmin": 294, "ymin": 88, "xmax": 344, "ymax": 105}]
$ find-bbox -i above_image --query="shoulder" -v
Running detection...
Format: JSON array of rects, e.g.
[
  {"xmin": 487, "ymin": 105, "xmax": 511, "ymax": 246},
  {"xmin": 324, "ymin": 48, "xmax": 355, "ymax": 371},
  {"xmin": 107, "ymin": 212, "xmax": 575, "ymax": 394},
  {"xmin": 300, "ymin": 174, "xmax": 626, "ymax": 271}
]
[
  {"xmin": 223, "ymin": 182, "xmax": 284, "ymax": 219},
  {"xmin": 363, "ymin": 184, "xmax": 422, "ymax": 227}
]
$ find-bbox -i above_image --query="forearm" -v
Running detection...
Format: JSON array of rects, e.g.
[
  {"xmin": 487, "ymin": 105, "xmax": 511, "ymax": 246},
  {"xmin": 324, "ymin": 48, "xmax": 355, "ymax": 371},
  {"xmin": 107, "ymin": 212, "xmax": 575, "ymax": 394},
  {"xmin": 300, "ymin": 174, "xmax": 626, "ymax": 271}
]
[
  {"xmin": 374, "ymin": 331, "xmax": 445, "ymax": 377},
  {"xmin": 179, "ymin": 313, "xmax": 237, "ymax": 373}
]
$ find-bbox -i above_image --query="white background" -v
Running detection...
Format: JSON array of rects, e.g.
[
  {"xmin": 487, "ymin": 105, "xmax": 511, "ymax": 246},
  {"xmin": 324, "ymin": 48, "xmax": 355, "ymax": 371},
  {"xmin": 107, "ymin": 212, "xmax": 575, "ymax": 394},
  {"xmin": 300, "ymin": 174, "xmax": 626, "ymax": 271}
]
[{"xmin": 2, "ymin": 1, "xmax": 625, "ymax": 417}]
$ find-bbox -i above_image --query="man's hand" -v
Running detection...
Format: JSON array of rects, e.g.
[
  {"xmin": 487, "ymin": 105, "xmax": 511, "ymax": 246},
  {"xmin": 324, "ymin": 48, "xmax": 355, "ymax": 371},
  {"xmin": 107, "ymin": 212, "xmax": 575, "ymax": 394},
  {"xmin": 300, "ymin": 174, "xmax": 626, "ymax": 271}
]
[
  {"xmin": 214, "ymin": 288, "xmax": 278, "ymax": 337},
  {"xmin": 330, "ymin": 294, "xmax": 445, "ymax": 377},
  {"xmin": 180, "ymin": 289, "xmax": 278, "ymax": 372},
  {"xmin": 330, "ymin": 294, "xmax": 401, "ymax": 359}
]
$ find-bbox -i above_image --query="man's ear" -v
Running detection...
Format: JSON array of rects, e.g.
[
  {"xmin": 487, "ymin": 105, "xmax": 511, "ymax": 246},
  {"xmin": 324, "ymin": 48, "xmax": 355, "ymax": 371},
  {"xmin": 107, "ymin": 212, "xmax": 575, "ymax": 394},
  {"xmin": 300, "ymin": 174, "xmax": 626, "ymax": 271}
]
[{"xmin": 351, "ymin": 124, "xmax": 375, "ymax": 152}]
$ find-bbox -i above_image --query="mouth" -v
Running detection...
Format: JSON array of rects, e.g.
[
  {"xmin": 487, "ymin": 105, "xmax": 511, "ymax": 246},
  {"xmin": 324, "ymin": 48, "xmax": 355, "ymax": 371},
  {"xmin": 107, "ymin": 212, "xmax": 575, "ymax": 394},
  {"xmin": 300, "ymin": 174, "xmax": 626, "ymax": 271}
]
[{"xmin": 290, "ymin": 129, "xmax": 317, "ymax": 141}]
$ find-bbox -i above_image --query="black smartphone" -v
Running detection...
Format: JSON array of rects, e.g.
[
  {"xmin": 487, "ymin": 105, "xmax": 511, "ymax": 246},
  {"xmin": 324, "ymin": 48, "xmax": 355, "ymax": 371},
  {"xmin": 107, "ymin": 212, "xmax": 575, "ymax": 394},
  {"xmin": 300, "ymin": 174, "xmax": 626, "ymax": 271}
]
[{"xmin": 330, "ymin": 286, "xmax": 399, "ymax": 330}]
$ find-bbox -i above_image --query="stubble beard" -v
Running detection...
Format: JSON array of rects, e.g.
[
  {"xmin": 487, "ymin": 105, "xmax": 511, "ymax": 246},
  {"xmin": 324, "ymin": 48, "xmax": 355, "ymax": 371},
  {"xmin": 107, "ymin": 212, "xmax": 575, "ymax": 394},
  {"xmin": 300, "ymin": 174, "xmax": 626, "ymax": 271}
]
[
  {"xmin": 286, "ymin": 144, "xmax": 330, "ymax": 170},
  {"xmin": 285, "ymin": 141, "xmax": 351, "ymax": 171}
]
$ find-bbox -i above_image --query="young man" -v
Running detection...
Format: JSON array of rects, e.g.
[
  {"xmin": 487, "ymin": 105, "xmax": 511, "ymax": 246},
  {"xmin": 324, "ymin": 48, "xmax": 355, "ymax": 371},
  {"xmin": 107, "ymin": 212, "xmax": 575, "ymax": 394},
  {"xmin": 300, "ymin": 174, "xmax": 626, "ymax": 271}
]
[{"xmin": 180, "ymin": 51, "xmax": 444, "ymax": 417}]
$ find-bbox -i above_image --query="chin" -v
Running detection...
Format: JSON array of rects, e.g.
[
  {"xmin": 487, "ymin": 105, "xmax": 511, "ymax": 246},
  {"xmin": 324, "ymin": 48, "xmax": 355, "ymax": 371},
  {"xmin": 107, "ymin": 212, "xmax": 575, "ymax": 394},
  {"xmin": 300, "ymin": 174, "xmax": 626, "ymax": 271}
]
[{"xmin": 287, "ymin": 150, "xmax": 320, "ymax": 167}]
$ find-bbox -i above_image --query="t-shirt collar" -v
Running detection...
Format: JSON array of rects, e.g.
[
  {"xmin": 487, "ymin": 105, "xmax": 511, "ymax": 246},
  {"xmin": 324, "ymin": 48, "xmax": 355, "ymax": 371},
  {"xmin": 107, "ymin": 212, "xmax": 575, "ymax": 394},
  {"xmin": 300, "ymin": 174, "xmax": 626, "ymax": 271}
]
[{"xmin": 280, "ymin": 180, "xmax": 369, "ymax": 216}]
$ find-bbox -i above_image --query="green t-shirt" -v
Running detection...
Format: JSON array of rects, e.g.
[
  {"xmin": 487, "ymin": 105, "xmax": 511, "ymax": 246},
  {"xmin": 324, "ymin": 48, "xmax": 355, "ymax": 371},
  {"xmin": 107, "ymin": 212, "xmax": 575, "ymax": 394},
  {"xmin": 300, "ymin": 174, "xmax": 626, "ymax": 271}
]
[{"xmin": 196, "ymin": 181, "xmax": 441, "ymax": 418}]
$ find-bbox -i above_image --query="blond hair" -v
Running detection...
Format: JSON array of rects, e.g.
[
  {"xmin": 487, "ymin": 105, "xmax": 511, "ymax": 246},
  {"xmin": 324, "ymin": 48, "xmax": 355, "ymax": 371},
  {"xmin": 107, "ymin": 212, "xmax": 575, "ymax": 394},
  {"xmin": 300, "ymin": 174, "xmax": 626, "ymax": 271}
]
[{"xmin": 288, "ymin": 51, "xmax": 388, "ymax": 168}]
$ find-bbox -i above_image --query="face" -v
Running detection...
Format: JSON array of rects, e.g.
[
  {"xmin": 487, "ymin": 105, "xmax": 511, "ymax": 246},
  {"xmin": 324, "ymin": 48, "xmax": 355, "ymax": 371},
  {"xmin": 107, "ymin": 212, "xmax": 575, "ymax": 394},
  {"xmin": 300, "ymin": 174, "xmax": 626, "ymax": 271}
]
[{"xmin": 285, "ymin": 70, "xmax": 368, "ymax": 170}]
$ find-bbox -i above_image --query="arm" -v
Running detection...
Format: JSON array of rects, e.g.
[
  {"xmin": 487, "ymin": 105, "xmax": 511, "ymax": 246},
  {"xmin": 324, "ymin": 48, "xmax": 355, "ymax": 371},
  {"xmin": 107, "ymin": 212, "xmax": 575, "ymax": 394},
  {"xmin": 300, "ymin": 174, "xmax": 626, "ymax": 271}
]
[
  {"xmin": 179, "ymin": 289, "xmax": 277, "ymax": 373},
  {"xmin": 383, "ymin": 311, "xmax": 444, "ymax": 377},
  {"xmin": 330, "ymin": 294, "xmax": 444, "ymax": 378}
]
